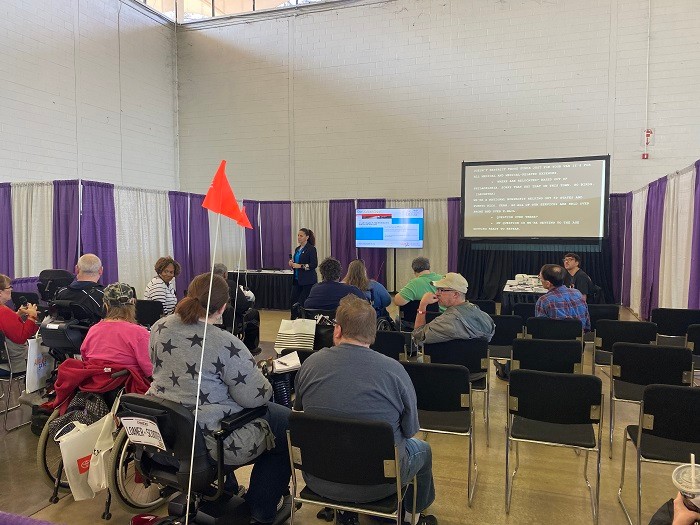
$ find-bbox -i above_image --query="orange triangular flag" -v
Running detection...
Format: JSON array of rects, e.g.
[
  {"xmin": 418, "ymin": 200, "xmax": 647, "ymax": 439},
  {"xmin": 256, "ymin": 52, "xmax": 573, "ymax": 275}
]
[
  {"xmin": 202, "ymin": 160, "xmax": 243, "ymax": 222},
  {"xmin": 237, "ymin": 206, "xmax": 253, "ymax": 229}
]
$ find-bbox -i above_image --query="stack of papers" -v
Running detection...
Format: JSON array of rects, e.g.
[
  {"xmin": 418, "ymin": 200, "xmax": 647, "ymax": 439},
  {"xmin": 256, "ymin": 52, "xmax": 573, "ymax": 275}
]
[{"xmin": 273, "ymin": 352, "xmax": 301, "ymax": 373}]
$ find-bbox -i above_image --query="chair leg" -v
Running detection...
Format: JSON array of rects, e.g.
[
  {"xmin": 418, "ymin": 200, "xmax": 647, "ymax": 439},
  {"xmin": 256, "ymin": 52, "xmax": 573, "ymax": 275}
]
[
  {"xmin": 636, "ymin": 452, "xmax": 642, "ymax": 525},
  {"xmin": 617, "ymin": 434, "xmax": 634, "ymax": 525},
  {"xmin": 484, "ymin": 388, "xmax": 490, "ymax": 448},
  {"xmin": 595, "ymin": 446, "xmax": 602, "ymax": 525},
  {"xmin": 609, "ymin": 398, "xmax": 615, "ymax": 459},
  {"xmin": 505, "ymin": 434, "xmax": 511, "ymax": 513},
  {"xmin": 583, "ymin": 450, "xmax": 598, "ymax": 523},
  {"xmin": 3, "ymin": 378, "xmax": 30, "ymax": 432},
  {"xmin": 468, "ymin": 429, "xmax": 478, "ymax": 507}
]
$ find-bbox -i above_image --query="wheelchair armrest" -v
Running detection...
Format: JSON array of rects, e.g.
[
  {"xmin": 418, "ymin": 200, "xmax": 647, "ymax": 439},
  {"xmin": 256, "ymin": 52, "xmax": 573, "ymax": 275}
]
[{"xmin": 219, "ymin": 406, "xmax": 267, "ymax": 433}]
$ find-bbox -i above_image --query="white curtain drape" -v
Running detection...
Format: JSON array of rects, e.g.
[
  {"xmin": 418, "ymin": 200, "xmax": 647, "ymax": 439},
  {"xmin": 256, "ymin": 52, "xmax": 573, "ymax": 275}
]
[
  {"xmin": 114, "ymin": 186, "xmax": 173, "ymax": 296},
  {"xmin": 209, "ymin": 204, "xmax": 247, "ymax": 272},
  {"xmin": 291, "ymin": 201, "xmax": 331, "ymax": 265},
  {"xmin": 386, "ymin": 199, "xmax": 448, "ymax": 292},
  {"xmin": 658, "ymin": 166, "xmax": 696, "ymax": 308},
  {"xmin": 630, "ymin": 186, "xmax": 648, "ymax": 316},
  {"xmin": 11, "ymin": 182, "xmax": 53, "ymax": 277}
]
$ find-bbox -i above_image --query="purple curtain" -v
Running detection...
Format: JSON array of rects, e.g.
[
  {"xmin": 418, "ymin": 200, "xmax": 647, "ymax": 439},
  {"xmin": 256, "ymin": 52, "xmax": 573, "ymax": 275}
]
[
  {"xmin": 81, "ymin": 181, "xmax": 118, "ymax": 286},
  {"xmin": 609, "ymin": 193, "xmax": 628, "ymax": 304},
  {"xmin": 52, "ymin": 180, "xmax": 80, "ymax": 271},
  {"xmin": 689, "ymin": 161, "xmax": 700, "ymax": 308},
  {"xmin": 640, "ymin": 177, "xmax": 668, "ymax": 320},
  {"xmin": 259, "ymin": 201, "xmax": 291, "ymax": 270},
  {"xmin": 0, "ymin": 184, "xmax": 13, "ymax": 277},
  {"xmin": 621, "ymin": 192, "xmax": 633, "ymax": 307},
  {"xmin": 189, "ymin": 193, "xmax": 211, "ymax": 278},
  {"xmin": 244, "ymin": 200, "xmax": 261, "ymax": 270},
  {"xmin": 168, "ymin": 191, "xmax": 190, "ymax": 299},
  {"xmin": 357, "ymin": 199, "xmax": 387, "ymax": 285},
  {"xmin": 447, "ymin": 197, "xmax": 461, "ymax": 272},
  {"xmin": 329, "ymin": 199, "xmax": 356, "ymax": 274}
]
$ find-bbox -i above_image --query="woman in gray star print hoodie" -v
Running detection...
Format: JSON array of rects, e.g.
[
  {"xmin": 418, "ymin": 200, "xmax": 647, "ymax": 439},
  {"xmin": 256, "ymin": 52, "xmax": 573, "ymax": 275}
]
[{"xmin": 147, "ymin": 273, "xmax": 274, "ymax": 466}]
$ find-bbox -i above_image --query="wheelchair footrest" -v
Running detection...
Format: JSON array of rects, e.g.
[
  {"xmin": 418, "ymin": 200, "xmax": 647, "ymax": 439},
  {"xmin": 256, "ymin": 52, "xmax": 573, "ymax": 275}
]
[{"xmin": 196, "ymin": 495, "xmax": 249, "ymax": 525}]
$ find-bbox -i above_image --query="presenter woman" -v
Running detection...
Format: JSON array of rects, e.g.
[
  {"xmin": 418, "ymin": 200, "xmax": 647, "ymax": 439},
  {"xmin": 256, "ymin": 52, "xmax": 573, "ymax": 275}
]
[{"xmin": 289, "ymin": 228, "xmax": 318, "ymax": 319}]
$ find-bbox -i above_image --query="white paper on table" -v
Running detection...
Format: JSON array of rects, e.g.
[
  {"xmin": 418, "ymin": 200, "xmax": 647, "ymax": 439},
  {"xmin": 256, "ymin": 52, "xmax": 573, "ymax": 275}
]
[{"xmin": 273, "ymin": 352, "xmax": 301, "ymax": 373}]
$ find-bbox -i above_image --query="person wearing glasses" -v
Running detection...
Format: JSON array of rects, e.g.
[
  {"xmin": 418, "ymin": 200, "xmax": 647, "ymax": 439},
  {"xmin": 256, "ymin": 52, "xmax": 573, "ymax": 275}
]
[
  {"xmin": 412, "ymin": 273, "xmax": 495, "ymax": 349},
  {"xmin": 0, "ymin": 274, "xmax": 39, "ymax": 377},
  {"xmin": 562, "ymin": 252, "xmax": 594, "ymax": 301}
]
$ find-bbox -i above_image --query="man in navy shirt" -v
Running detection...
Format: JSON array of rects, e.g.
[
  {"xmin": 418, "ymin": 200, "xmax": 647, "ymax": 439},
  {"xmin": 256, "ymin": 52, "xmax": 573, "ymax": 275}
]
[{"xmin": 304, "ymin": 257, "xmax": 365, "ymax": 311}]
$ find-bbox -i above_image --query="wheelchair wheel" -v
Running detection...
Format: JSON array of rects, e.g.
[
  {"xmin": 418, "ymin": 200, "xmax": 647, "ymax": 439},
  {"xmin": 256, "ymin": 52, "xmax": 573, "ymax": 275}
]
[
  {"xmin": 36, "ymin": 409, "xmax": 70, "ymax": 492},
  {"xmin": 108, "ymin": 428, "xmax": 167, "ymax": 513}
]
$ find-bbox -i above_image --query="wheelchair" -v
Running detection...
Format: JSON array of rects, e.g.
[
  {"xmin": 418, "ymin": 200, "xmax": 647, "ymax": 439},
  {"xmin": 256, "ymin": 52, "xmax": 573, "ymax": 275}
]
[{"xmin": 109, "ymin": 394, "xmax": 291, "ymax": 524}]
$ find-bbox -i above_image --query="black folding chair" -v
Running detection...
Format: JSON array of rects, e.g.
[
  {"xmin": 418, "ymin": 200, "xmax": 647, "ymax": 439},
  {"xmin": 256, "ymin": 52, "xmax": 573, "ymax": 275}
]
[
  {"xmin": 618, "ymin": 385, "xmax": 700, "ymax": 525},
  {"xmin": 685, "ymin": 324, "xmax": 700, "ymax": 373},
  {"xmin": 651, "ymin": 307, "xmax": 700, "ymax": 339},
  {"xmin": 512, "ymin": 303, "xmax": 536, "ymax": 327},
  {"xmin": 511, "ymin": 338, "xmax": 584, "ymax": 374},
  {"xmin": 587, "ymin": 304, "xmax": 619, "ymax": 332},
  {"xmin": 488, "ymin": 315, "xmax": 524, "ymax": 361},
  {"xmin": 370, "ymin": 331, "xmax": 404, "ymax": 361},
  {"xmin": 471, "ymin": 300, "xmax": 496, "ymax": 315},
  {"xmin": 403, "ymin": 362, "xmax": 477, "ymax": 506},
  {"xmin": 135, "ymin": 299, "xmax": 163, "ymax": 329},
  {"xmin": 525, "ymin": 317, "xmax": 583, "ymax": 343},
  {"xmin": 506, "ymin": 370, "xmax": 603, "ymax": 524},
  {"xmin": 592, "ymin": 320, "xmax": 657, "ymax": 376},
  {"xmin": 287, "ymin": 412, "xmax": 416, "ymax": 525},
  {"xmin": 423, "ymin": 339, "xmax": 490, "ymax": 446},
  {"xmin": 609, "ymin": 342, "xmax": 693, "ymax": 459}
]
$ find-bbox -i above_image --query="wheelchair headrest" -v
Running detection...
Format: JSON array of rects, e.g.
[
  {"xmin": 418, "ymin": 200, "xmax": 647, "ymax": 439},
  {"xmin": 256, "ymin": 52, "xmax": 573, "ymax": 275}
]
[{"xmin": 37, "ymin": 269, "xmax": 75, "ymax": 302}]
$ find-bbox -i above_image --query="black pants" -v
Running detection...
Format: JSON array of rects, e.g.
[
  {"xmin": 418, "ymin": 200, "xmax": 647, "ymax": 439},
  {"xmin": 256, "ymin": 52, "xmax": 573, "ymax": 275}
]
[{"xmin": 290, "ymin": 281, "xmax": 313, "ymax": 319}]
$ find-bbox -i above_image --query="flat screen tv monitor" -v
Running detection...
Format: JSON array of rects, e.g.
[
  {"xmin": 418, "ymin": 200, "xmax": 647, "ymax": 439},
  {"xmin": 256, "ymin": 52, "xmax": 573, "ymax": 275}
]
[
  {"xmin": 355, "ymin": 208, "xmax": 424, "ymax": 249},
  {"xmin": 461, "ymin": 155, "xmax": 610, "ymax": 239}
]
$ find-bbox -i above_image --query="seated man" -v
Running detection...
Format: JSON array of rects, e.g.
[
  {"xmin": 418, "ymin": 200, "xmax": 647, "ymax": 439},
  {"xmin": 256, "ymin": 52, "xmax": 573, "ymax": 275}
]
[
  {"xmin": 213, "ymin": 262, "xmax": 260, "ymax": 353},
  {"xmin": 535, "ymin": 264, "xmax": 590, "ymax": 331},
  {"xmin": 295, "ymin": 295, "xmax": 437, "ymax": 525},
  {"xmin": 412, "ymin": 273, "xmax": 495, "ymax": 380},
  {"xmin": 562, "ymin": 252, "xmax": 595, "ymax": 301},
  {"xmin": 54, "ymin": 254, "xmax": 105, "ymax": 324},
  {"xmin": 303, "ymin": 257, "xmax": 365, "ymax": 311},
  {"xmin": 393, "ymin": 257, "xmax": 444, "ymax": 310}
]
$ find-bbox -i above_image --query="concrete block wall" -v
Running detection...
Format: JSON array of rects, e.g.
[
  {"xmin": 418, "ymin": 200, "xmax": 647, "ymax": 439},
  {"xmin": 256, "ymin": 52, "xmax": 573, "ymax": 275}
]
[
  {"xmin": 177, "ymin": 0, "xmax": 700, "ymax": 198},
  {"xmin": 0, "ymin": 0, "xmax": 178, "ymax": 189}
]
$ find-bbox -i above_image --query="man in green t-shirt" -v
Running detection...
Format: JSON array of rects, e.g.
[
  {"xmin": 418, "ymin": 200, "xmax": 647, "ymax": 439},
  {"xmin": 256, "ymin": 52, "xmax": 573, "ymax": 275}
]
[{"xmin": 394, "ymin": 257, "xmax": 444, "ymax": 308}]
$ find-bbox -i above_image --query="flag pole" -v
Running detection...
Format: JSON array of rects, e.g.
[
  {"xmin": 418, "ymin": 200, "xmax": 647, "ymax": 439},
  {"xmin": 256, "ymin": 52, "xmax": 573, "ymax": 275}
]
[{"xmin": 184, "ymin": 210, "xmax": 221, "ymax": 525}]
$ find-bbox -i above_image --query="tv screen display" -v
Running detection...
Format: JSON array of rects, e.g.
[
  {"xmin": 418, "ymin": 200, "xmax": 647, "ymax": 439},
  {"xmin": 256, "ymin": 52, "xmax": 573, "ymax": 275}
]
[{"xmin": 355, "ymin": 208, "xmax": 424, "ymax": 249}]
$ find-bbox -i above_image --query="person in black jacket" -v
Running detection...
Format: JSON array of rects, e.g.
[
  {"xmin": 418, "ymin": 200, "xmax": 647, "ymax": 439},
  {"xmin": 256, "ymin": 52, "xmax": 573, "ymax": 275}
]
[{"xmin": 289, "ymin": 228, "xmax": 318, "ymax": 319}]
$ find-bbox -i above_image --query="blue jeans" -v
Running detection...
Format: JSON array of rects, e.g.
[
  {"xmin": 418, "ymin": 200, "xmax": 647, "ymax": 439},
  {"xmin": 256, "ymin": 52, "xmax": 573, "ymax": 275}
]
[
  {"xmin": 245, "ymin": 402, "xmax": 292, "ymax": 523},
  {"xmin": 401, "ymin": 438, "xmax": 435, "ymax": 513}
]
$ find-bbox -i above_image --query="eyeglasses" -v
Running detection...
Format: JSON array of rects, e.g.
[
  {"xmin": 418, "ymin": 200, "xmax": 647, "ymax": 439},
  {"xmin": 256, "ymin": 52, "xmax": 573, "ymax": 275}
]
[
  {"xmin": 436, "ymin": 288, "xmax": 457, "ymax": 293},
  {"xmin": 562, "ymin": 258, "xmax": 576, "ymax": 263},
  {"xmin": 1, "ymin": 286, "xmax": 12, "ymax": 291}
]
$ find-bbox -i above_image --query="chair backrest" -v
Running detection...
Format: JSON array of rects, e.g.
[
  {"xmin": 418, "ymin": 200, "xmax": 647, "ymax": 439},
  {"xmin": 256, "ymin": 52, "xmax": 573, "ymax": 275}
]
[
  {"xmin": 403, "ymin": 362, "xmax": 471, "ymax": 413},
  {"xmin": 511, "ymin": 338, "xmax": 584, "ymax": 374},
  {"xmin": 37, "ymin": 269, "xmax": 75, "ymax": 302},
  {"xmin": 0, "ymin": 333, "xmax": 8, "ymax": 368},
  {"xmin": 370, "ymin": 331, "xmax": 404, "ymax": 361},
  {"xmin": 587, "ymin": 304, "xmax": 619, "ymax": 331},
  {"xmin": 612, "ymin": 342, "xmax": 693, "ymax": 387},
  {"xmin": 288, "ymin": 412, "xmax": 398, "ymax": 486},
  {"xmin": 424, "ymin": 338, "xmax": 488, "ymax": 375},
  {"xmin": 135, "ymin": 300, "xmax": 164, "ymax": 328},
  {"xmin": 512, "ymin": 303, "xmax": 536, "ymax": 326},
  {"xmin": 640, "ymin": 384, "xmax": 700, "ymax": 444},
  {"xmin": 651, "ymin": 308, "xmax": 700, "ymax": 336},
  {"xmin": 525, "ymin": 317, "xmax": 582, "ymax": 340},
  {"xmin": 399, "ymin": 301, "xmax": 438, "ymax": 325},
  {"xmin": 471, "ymin": 299, "xmax": 496, "ymax": 315},
  {"xmin": 595, "ymin": 320, "xmax": 657, "ymax": 351},
  {"xmin": 686, "ymin": 324, "xmax": 700, "ymax": 356},
  {"xmin": 508, "ymin": 369, "xmax": 602, "ymax": 426},
  {"xmin": 300, "ymin": 307, "xmax": 337, "ymax": 320},
  {"xmin": 117, "ymin": 393, "xmax": 216, "ymax": 493},
  {"xmin": 489, "ymin": 315, "xmax": 524, "ymax": 347}
]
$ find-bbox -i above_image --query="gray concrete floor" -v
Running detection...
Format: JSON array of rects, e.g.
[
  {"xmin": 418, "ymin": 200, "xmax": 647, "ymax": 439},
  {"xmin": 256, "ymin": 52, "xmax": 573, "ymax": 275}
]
[{"xmin": 0, "ymin": 306, "xmax": 680, "ymax": 524}]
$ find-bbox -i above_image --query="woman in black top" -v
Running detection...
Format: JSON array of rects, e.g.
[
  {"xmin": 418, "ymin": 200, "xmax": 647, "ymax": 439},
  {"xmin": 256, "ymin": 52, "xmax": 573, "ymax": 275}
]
[{"xmin": 288, "ymin": 228, "xmax": 318, "ymax": 319}]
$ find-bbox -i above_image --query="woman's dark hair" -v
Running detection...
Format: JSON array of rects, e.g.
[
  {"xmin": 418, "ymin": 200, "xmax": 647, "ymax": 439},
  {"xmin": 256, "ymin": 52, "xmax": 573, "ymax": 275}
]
[
  {"xmin": 299, "ymin": 228, "xmax": 315, "ymax": 246},
  {"xmin": 175, "ymin": 273, "xmax": 229, "ymax": 325},
  {"xmin": 155, "ymin": 256, "xmax": 181, "ymax": 277}
]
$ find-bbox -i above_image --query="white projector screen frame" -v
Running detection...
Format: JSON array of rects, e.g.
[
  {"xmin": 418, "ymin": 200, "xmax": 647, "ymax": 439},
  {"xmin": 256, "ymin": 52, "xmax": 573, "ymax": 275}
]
[{"xmin": 461, "ymin": 155, "xmax": 610, "ymax": 242}]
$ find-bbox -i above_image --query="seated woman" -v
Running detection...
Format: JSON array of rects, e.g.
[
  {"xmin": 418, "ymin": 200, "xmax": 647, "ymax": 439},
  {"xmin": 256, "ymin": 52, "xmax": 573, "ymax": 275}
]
[
  {"xmin": 148, "ymin": 273, "xmax": 291, "ymax": 525},
  {"xmin": 144, "ymin": 256, "xmax": 181, "ymax": 315},
  {"xmin": 343, "ymin": 259, "xmax": 392, "ymax": 319},
  {"xmin": 0, "ymin": 274, "xmax": 39, "ymax": 376},
  {"xmin": 80, "ymin": 282, "xmax": 153, "ymax": 378}
]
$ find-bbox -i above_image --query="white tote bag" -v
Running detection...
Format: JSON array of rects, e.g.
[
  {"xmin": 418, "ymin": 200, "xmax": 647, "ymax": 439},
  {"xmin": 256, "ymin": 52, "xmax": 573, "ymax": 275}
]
[
  {"xmin": 87, "ymin": 393, "xmax": 121, "ymax": 493},
  {"xmin": 274, "ymin": 318, "xmax": 316, "ymax": 355},
  {"xmin": 25, "ymin": 337, "xmax": 55, "ymax": 393},
  {"xmin": 57, "ymin": 419, "xmax": 105, "ymax": 500}
]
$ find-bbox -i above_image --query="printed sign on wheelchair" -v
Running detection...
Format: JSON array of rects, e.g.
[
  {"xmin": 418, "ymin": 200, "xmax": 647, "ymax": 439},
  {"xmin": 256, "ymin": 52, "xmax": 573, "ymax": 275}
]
[{"xmin": 121, "ymin": 417, "xmax": 166, "ymax": 451}]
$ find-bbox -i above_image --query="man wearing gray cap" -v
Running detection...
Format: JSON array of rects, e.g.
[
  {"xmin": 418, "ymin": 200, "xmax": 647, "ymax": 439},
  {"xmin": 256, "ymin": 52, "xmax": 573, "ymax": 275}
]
[{"xmin": 412, "ymin": 272, "xmax": 495, "ymax": 345}]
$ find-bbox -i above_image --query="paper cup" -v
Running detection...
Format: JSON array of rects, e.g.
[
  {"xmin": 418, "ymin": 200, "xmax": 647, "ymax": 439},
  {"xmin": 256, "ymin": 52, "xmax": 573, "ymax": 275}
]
[{"xmin": 672, "ymin": 464, "xmax": 700, "ymax": 511}]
